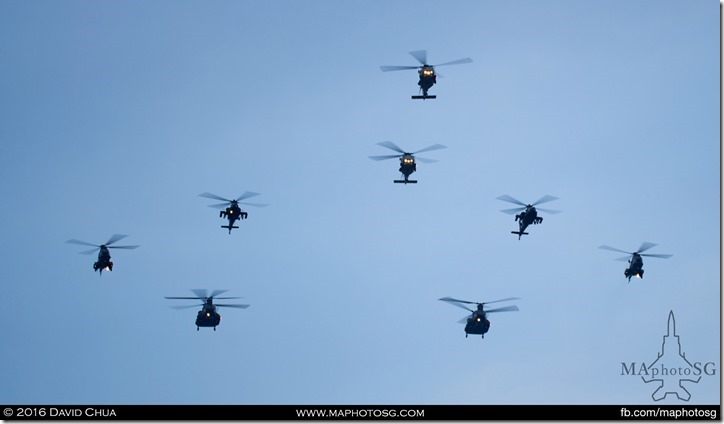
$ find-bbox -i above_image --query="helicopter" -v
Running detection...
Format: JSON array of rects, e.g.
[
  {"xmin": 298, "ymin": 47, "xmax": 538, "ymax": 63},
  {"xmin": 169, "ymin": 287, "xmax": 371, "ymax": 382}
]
[
  {"xmin": 439, "ymin": 296, "xmax": 520, "ymax": 339},
  {"xmin": 380, "ymin": 50, "xmax": 472, "ymax": 99},
  {"xmin": 199, "ymin": 192, "xmax": 268, "ymax": 234},
  {"xmin": 369, "ymin": 141, "xmax": 446, "ymax": 184},
  {"xmin": 65, "ymin": 234, "xmax": 139, "ymax": 275},
  {"xmin": 165, "ymin": 289, "xmax": 249, "ymax": 331},
  {"xmin": 599, "ymin": 242, "xmax": 672, "ymax": 282},
  {"xmin": 496, "ymin": 195, "xmax": 561, "ymax": 239}
]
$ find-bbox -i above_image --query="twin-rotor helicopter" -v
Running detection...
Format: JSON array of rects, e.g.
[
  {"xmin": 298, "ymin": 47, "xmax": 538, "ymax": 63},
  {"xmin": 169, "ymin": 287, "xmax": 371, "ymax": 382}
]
[
  {"xmin": 165, "ymin": 289, "xmax": 249, "ymax": 331},
  {"xmin": 439, "ymin": 296, "xmax": 520, "ymax": 339}
]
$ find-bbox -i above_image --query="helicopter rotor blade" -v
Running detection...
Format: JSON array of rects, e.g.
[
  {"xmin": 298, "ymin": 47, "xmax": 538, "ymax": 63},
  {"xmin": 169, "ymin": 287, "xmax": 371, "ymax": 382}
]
[
  {"xmin": 238, "ymin": 202, "xmax": 269, "ymax": 208},
  {"xmin": 199, "ymin": 192, "xmax": 232, "ymax": 203},
  {"xmin": 598, "ymin": 245, "xmax": 632, "ymax": 255},
  {"xmin": 532, "ymin": 195, "xmax": 559, "ymax": 206},
  {"xmin": 376, "ymin": 141, "xmax": 406, "ymax": 154},
  {"xmin": 212, "ymin": 296, "xmax": 243, "ymax": 300},
  {"xmin": 165, "ymin": 296, "xmax": 203, "ymax": 300},
  {"xmin": 496, "ymin": 195, "xmax": 527, "ymax": 207},
  {"xmin": 640, "ymin": 253, "xmax": 673, "ymax": 259},
  {"xmin": 536, "ymin": 207, "xmax": 562, "ymax": 215},
  {"xmin": 65, "ymin": 239, "xmax": 100, "ymax": 248},
  {"xmin": 482, "ymin": 297, "xmax": 521, "ymax": 305},
  {"xmin": 105, "ymin": 234, "xmax": 129, "ymax": 246},
  {"xmin": 107, "ymin": 245, "xmax": 140, "ymax": 250},
  {"xmin": 500, "ymin": 207, "xmax": 526, "ymax": 215},
  {"xmin": 415, "ymin": 157, "xmax": 438, "ymax": 164},
  {"xmin": 216, "ymin": 304, "xmax": 250, "ymax": 309},
  {"xmin": 380, "ymin": 65, "xmax": 420, "ymax": 72},
  {"xmin": 615, "ymin": 256, "xmax": 631, "ymax": 262},
  {"xmin": 457, "ymin": 315, "xmax": 472, "ymax": 324},
  {"xmin": 170, "ymin": 304, "xmax": 203, "ymax": 310},
  {"xmin": 369, "ymin": 154, "xmax": 401, "ymax": 161},
  {"xmin": 208, "ymin": 289, "xmax": 230, "ymax": 299},
  {"xmin": 448, "ymin": 303, "xmax": 475, "ymax": 313},
  {"xmin": 409, "ymin": 50, "xmax": 428, "ymax": 65},
  {"xmin": 433, "ymin": 57, "xmax": 473, "ymax": 67},
  {"xmin": 485, "ymin": 305, "xmax": 519, "ymax": 313},
  {"xmin": 439, "ymin": 296, "xmax": 477, "ymax": 305},
  {"xmin": 413, "ymin": 144, "xmax": 447, "ymax": 155},
  {"xmin": 208, "ymin": 202, "xmax": 231, "ymax": 208},
  {"xmin": 236, "ymin": 192, "xmax": 261, "ymax": 202},
  {"xmin": 191, "ymin": 289, "xmax": 210, "ymax": 299},
  {"xmin": 78, "ymin": 248, "xmax": 100, "ymax": 255},
  {"xmin": 636, "ymin": 242, "xmax": 658, "ymax": 254}
]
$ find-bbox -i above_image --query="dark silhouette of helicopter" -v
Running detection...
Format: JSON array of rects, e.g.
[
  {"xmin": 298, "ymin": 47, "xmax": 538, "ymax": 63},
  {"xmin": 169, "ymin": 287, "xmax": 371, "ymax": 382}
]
[
  {"xmin": 496, "ymin": 195, "xmax": 561, "ymax": 239},
  {"xmin": 380, "ymin": 50, "xmax": 472, "ymax": 99},
  {"xmin": 165, "ymin": 289, "xmax": 249, "ymax": 331},
  {"xmin": 599, "ymin": 242, "xmax": 672, "ymax": 282},
  {"xmin": 199, "ymin": 192, "xmax": 268, "ymax": 234},
  {"xmin": 369, "ymin": 141, "xmax": 446, "ymax": 184},
  {"xmin": 439, "ymin": 296, "xmax": 520, "ymax": 339},
  {"xmin": 65, "ymin": 234, "xmax": 139, "ymax": 275}
]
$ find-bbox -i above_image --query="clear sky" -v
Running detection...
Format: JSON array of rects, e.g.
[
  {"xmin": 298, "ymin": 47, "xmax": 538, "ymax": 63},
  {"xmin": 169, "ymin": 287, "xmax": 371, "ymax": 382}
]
[{"xmin": 0, "ymin": 0, "xmax": 719, "ymax": 405}]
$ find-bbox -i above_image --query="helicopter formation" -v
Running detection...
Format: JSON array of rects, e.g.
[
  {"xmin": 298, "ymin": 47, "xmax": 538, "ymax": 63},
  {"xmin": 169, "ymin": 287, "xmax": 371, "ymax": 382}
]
[{"xmin": 62, "ymin": 49, "xmax": 675, "ymax": 337}]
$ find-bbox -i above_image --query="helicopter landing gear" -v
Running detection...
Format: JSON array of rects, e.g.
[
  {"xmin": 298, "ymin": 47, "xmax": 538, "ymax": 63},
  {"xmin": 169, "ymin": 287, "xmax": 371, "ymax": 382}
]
[
  {"xmin": 213, "ymin": 327, "xmax": 216, "ymax": 331},
  {"xmin": 465, "ymin": 333, "xmax": 468, "ymax": 338}
]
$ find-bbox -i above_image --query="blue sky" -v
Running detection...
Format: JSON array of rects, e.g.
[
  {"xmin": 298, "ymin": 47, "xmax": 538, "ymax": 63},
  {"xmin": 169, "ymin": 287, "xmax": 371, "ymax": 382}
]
[{"xmin": 0, "ymin": 0, "xmax": 719, "ymax": 405}]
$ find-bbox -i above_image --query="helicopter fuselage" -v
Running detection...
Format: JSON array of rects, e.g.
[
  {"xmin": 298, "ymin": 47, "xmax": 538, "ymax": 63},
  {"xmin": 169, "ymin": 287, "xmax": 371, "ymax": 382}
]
[
  {"xmin": 417, "ymin": 66, "xmax": 437, "ymax": 97},
  {"xmin": 195, "ymin": 303, "xmax": 222, "ymax": 330},
  {"xmin": 219, "ymin": 201, "xmax": 248, "ymax": 233},
  {"xmin": 624, "ymin": 253, "xmax": 645, "ymax": 281},
  {"xmin": 464, "ymin": 311, "xmax": 491, "ymax": 338},
  {"xmin": 513, "ymin": 206, "xmax": 543, "ymax": 239},
  {"xmin": 395, "ymin": 154, "xmax": 417, "ymax": 183},
  {"xmin": 93, "ymin": 245, "xmax": 113, "ymax": 274}
]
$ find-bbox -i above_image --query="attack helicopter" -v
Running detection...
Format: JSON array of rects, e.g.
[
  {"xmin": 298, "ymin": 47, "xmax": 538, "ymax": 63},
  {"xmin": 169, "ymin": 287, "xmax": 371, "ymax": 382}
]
[
  {"xmin": 165, "ymin": 289, "xmax": 249, "ymax": 331},
  {"xmin": 439, "ymin": 296, "xmax": 520, "ymax": 339},
  {"xmin": 380, "ymin": 50, "xmax": 472, "ymax": 99},
  {"xmin": 496, "ymin": 195, "xmax": 561, "ymax": 239},
  {"xmin": 599, "ymin": 242, "xmax": 672, "ymax": 282},
  {"xmin": 369, "ymin": 141, "xmax": 446, "ymax": 184},
  {"xmin": 65, "ymin": 234, "xmax": 139, "ymax": 275},
  {"xmin": 199, "ymin": 192, "xmax": 268, "ymax": 234}
]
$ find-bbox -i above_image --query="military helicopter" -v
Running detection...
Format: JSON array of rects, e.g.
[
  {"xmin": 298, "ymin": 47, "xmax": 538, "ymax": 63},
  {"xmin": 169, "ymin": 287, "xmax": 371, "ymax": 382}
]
[
  {"xmin": 599, "ymin": 242, "xmax": 672, "ymax": 282},
  {"xmin": 199, "ymin": 192, "xmax": 268, "ymax": 234},
  {"xmin": 165, "ymin": 289, "xmax": 249, "ymax": 331},
  {"xmin": 369, "ymin": 141, "xmax": 446, "ymax": 184},
  {"xmin": 65, "ymin": 234, "xmax": 139, "ymax": 275},
  {"xmin": 66, "ymin": 234, "xmax": 139, "ymax": 276},
  {"xmin": 496, "ymin": 195, "xmax": 561, "ymax": 239},
  {"xmin": 380, "ymin": 50, "xmax": 472, "ymax": 99},
  {"xmin": 439, "ymin": 296, "xmax": 520, "ymax": 339}
]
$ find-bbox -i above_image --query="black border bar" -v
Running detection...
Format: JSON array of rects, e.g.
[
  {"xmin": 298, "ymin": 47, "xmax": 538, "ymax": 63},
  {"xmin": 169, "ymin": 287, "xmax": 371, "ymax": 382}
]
[{"xmin": 1, "ymin": 405, "xmax": 721, "ymax": 420}]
